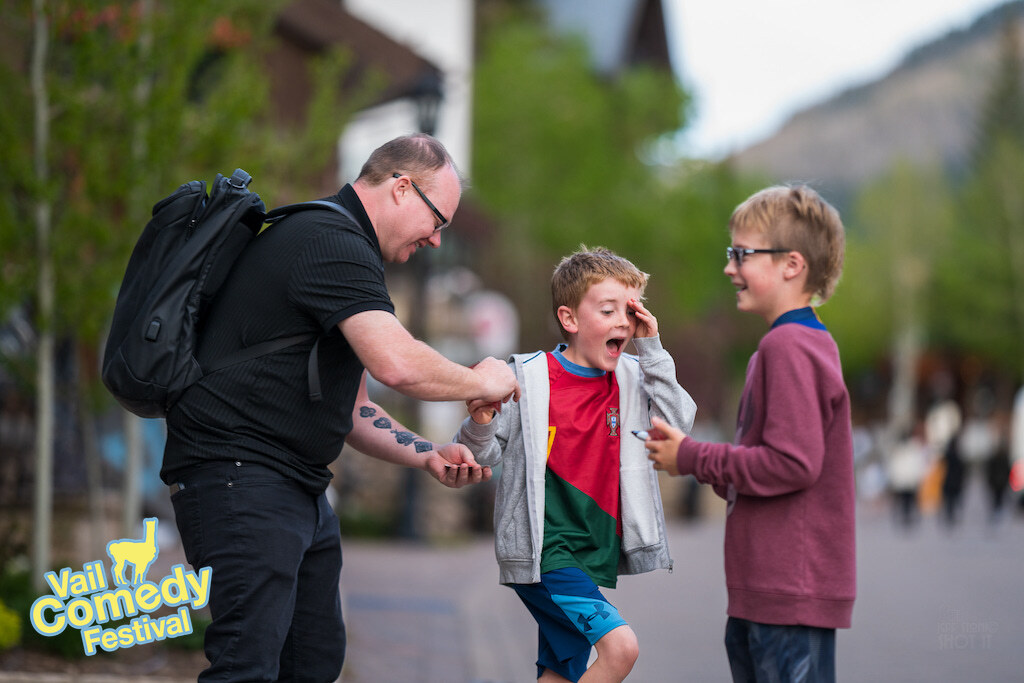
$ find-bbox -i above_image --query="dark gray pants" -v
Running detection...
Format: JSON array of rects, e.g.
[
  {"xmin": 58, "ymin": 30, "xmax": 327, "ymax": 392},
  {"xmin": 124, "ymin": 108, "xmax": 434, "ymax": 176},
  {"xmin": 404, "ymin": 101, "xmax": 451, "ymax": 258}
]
[{"xmin": 725, "ymin": 616, "xmax": 836, "ymax": 683}]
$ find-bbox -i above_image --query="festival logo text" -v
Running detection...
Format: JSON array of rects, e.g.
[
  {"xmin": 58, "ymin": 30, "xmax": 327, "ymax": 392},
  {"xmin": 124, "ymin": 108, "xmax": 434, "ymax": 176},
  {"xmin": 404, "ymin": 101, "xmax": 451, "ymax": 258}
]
[{"xmin": 29, "ymin": 518, "xmax": 211, "ymax": 656}]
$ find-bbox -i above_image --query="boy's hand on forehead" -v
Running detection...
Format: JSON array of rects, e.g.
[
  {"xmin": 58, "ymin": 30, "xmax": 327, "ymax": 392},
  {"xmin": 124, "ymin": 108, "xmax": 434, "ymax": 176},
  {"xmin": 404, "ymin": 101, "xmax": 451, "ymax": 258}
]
[{"xmin": 629, "ymin": 298, "xmax": 658, "ymax": 338}]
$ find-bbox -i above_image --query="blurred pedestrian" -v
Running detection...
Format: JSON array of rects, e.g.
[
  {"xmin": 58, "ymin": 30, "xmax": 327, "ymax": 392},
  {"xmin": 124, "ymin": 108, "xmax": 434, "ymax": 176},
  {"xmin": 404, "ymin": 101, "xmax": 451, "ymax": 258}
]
[
  {"xmin": 885, "ymin": 423, "xmax": 928, "ymax": 528},
  {"xmin": 1011, "ymin": 386, "xmax": 1024, "ymax": 514},
  {"xmin": 918, "ymin": 396, "xmax": 961, "ymax": 517},
  {"xmin": 941, "ymin": 424, "xmax": 966, "ymax": 528},
  {"xmin": 984, "ymin": 410, "xmax": 1012, "ymax": 526},
  {"xmin": 924, "ymin": 395, "xmax": 961, "ymax": 459}
]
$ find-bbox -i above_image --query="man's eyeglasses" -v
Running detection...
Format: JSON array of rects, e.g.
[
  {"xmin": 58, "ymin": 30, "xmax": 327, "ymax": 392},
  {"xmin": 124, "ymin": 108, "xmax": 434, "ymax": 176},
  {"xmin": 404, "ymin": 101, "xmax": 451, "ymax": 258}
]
[
  {"xmin": 393, "ymin": 173, "xmax": 449, "ymax": 232},
  {"xmin": 725, "ymin": 246, "xmax": 791, "ymax": 266}
]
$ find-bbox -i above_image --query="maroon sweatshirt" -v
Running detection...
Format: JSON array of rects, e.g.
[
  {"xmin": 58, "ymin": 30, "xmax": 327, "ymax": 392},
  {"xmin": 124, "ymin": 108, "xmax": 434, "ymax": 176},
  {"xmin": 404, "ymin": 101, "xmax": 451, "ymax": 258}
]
[{"xmin": 677, "ymin": 310, "xmax": 856, "ymax": 629}]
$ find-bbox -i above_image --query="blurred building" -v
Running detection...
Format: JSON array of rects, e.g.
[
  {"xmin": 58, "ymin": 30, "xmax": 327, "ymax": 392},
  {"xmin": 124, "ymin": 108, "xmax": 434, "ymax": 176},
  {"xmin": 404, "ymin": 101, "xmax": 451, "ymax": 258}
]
[
  {"xmin": 266, "ymin": 0, "xmax": 451, "ymax": 194},
  {"xmin": 537, "ymin": 0, "xmax": 672, "ymax": 75}
]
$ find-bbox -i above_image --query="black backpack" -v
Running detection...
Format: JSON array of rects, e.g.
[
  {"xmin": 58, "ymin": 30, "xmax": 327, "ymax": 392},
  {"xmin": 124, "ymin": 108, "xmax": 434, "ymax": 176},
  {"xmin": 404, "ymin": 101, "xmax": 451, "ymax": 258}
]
[{"xmin": 101, "ymin": 168, "xmax": 353, "ymax": 418}]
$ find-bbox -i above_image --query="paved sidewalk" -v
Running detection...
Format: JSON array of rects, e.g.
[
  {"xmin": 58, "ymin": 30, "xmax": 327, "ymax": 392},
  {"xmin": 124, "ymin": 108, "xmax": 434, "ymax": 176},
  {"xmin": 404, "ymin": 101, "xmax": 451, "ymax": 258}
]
[
  {"xmin": 0, "ymin": 677, "xmax": 191, "ymax": 683},
  {"xmin": 338, "ymin": 521, "xmax": 729, "ymax": 683},
  {"xmin": 4, "ymin": 482, "xmax": 1021, "ymax": 682},
  {"xmin": 340, "ymin": 484, "xmax": 1024, "ymax": 682}
]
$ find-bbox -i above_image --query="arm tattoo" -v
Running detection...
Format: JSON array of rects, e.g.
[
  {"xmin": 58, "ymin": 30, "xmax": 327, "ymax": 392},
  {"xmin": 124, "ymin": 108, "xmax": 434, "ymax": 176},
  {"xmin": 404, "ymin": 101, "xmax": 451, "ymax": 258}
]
[
  {"xmin": 364, "ymin": 412, "xmax": 429, "ymax": 450},
  {"xmin": 391, "ymin": 430, "xmax": 416, "ymax": 446}
]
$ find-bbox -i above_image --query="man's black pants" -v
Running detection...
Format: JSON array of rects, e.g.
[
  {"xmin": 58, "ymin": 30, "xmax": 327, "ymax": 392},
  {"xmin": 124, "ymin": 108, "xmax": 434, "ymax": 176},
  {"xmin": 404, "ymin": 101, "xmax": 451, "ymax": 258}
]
[{"xmin": 171, "ymin": 460, "xmax": 344, "ymax": 682}]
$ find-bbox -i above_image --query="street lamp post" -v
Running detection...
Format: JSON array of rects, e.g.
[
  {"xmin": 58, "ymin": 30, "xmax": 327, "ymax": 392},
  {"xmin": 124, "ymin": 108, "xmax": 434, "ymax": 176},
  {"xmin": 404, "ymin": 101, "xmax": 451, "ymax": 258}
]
[
  {"xmin": 397, "ymin": 69, "xmax": 444, "ymax": 540},
  {"xmin": 411, "ymin": 70, "xmax": 443, "ymax": 137}
]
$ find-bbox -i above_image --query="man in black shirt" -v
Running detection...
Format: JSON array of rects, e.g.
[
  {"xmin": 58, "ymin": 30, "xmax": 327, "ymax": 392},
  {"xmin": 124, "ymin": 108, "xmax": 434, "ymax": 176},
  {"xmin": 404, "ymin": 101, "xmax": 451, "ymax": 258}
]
[{"xmin": 162, "ymin": 134, "xmax": 519, "ymax": 682}]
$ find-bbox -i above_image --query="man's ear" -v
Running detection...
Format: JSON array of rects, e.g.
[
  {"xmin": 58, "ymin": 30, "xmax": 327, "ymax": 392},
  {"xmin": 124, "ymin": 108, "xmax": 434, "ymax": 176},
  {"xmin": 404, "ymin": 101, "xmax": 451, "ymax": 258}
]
[
  {"xmin": 390, "ymin": 175, "xmax": 408, "ymax": 206},
  {"xmin": 556, "ymin": 305, "xmax": 578, "ymax": 335}
]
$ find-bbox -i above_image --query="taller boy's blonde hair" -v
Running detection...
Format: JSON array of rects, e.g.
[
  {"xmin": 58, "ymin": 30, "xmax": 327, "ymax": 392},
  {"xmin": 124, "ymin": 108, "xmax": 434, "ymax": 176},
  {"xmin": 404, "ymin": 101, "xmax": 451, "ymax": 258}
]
[
  {"xmin": 551, "ymin": 246, "xmax": 649, "ymax": 339},
  {"xmin": 729, "ymin": 184, "xmax": 845, "ymax": 303}
]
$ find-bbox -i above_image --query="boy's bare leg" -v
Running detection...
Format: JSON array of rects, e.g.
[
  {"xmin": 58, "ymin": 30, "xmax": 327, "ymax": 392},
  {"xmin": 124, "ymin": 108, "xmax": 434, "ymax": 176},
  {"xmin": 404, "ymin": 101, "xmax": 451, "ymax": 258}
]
[
  {"xmin": 580, "ymin": 625, "xmax": 639, "ymax": 682},
  {"xmin": 535, "ymin": 626, "xmax": 639, "ymax": 682}
]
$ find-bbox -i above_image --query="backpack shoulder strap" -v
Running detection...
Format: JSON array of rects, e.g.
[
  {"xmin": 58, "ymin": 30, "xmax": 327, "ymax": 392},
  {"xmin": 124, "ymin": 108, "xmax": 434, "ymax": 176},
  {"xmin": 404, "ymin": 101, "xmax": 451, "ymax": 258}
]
[
  {"xmin": 264, "ymin": 200, "xmax": 356, "ymax": 225},
  {"xmin": 203, "ymin": 334, "xmax": 322, "ymax": 402},
  {"xmin": 203, "ymin": 334, "xmax": 314, "ymax": 374}
]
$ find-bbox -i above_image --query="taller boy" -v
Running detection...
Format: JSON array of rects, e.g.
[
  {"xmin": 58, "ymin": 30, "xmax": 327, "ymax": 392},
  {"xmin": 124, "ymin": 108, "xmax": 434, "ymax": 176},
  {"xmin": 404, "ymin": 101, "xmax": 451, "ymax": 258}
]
[
  {"xmin": 457, "ymin": 247, "xmax": 697, "ymax": 682},
  {"xmin": 647, "ymin": 185, "xmax": 855, "ymax": 682}
]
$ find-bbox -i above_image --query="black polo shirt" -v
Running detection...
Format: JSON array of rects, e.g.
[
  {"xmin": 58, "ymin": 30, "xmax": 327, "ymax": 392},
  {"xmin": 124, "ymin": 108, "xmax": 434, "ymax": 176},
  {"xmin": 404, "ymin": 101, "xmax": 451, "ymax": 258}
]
[{"xmin": 162, "ymin": 184, "xmax": 394, "ymax": 493}]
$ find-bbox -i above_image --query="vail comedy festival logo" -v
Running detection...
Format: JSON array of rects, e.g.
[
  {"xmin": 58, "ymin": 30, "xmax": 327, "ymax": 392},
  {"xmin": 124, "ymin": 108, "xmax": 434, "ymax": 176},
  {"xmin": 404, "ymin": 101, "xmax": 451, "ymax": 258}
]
[{"xmin": 29, "ymin": 517, "xmax": 211, "ymax": 656}]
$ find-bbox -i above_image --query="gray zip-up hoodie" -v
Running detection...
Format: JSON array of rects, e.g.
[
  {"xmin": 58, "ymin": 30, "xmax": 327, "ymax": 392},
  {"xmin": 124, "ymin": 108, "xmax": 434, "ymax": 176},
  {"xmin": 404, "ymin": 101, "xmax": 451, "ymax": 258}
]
[{"xmin": 455, "ymin": 336, "xmax": 697, "ymax": 585}]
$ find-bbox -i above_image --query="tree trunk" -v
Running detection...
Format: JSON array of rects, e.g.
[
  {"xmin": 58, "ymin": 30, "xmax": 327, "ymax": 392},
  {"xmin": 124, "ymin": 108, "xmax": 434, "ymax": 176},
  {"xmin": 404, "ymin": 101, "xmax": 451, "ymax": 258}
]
[
  {"xmin": 887, "ymin": 252, "xmax": 925, "ymax": 448},
  {"xmin": 77, "ymin": 371, "xmax": 106, "ymax": 559},
  {"xmin": 121, "ymin": 0, "xmax": 156, "ymax": 535},
  {"xmin": 996, "ymin": 170, "xmax": 1024, "ymax": 380},
  {"xmin": 31, "ymin": 0, "xmax": 54, "ymax": 592}
]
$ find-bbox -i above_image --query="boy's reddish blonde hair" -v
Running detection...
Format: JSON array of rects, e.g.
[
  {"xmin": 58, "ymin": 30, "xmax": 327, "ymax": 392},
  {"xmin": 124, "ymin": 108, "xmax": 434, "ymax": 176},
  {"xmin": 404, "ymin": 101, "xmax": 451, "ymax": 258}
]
[{"xmin": 551, "ymin": 245, "xmax": 648, "ymax": 339}]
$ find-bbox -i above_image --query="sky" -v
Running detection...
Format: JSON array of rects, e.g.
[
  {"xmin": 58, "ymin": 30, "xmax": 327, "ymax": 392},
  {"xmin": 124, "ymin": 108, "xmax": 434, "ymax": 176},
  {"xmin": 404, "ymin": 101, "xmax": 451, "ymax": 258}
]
[{"xmin": 663, "ymin": 0, "xmax": 1012, "ymax": 159}]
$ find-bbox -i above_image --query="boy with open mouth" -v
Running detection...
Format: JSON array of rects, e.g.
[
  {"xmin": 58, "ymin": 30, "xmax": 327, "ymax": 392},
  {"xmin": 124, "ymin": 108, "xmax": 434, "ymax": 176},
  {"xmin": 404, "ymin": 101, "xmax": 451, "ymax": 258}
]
[{"xmin": 456, "ymin": 245, "xmax": 697, "ymax": 682}]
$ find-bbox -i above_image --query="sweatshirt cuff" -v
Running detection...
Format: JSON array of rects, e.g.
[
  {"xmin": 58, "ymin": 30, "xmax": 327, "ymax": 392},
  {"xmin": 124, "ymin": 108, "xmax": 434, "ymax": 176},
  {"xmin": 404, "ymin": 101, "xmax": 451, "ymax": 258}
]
[
  {"xmin": 632, "ymin": 334, "xmax": 664, "ymax": 355},
  {"xmin": 461, "ymin": 415, "xmax": 498, "ymax": 440},
  {"xmin": 676, "ymin": 438, "xmax": 698, "ymax": 476}
]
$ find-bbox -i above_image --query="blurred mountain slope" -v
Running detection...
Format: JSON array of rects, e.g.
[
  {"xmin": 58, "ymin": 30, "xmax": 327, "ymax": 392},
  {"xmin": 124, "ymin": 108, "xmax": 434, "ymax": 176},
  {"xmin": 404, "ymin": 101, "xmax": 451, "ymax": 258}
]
[{"xmin": 730, "ymin": 1, "xmax": 1024, "ymax": 207}]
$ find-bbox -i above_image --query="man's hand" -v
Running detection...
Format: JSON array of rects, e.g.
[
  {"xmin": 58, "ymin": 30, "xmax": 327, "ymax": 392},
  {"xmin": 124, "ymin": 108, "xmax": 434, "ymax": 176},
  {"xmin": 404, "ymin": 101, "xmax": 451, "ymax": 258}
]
[
  {"xmin": 645, "ymin": 416, "xmax": 686, "ymax": 476},
  {"xmin": 427, "ymin": 443, "xmax": 492, "ymax": 488},
  {"xmin": 471, "ymin": 357, "xmax": 521, "ymax": 403}
]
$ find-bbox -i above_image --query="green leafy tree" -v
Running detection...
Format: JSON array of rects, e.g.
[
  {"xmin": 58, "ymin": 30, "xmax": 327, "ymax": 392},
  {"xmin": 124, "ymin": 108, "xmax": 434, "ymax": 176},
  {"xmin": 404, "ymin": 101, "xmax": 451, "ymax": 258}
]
[
  {"xmin": 833, "ymin": 162, "xmax": 954, "ymax": 429},
  {"xmin": 0, "ymin": 0, "xmax": 373, "ymax": 580},
  {"xmin": 934, "ymin": 17, "xmax": 1024, "ymax": 381},
  {"xmin": 2, "ymin": 2, "xmax": 368, "ymax": 344},
  {"xmin": 3, "ymin": 2, "xmax": 280, "ymax": 337},
  {"xmin": 471, "ymin": 7, "xmax": 750, "ymax": 350},
  {"xmin": 971, "ymin": 16, "xmax": 1024, "ymax": 163}
]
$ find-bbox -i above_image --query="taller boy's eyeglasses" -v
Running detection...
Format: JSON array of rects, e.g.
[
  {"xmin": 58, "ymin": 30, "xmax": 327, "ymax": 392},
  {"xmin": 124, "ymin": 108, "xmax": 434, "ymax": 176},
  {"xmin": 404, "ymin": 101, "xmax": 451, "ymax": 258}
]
[
  {"xmin": 393, "ymin": 173, "xmax": 449, "ymax": 232},
  {"xmin": 725, "ymin": 246, "xmax": 791, "ymax": 267}
]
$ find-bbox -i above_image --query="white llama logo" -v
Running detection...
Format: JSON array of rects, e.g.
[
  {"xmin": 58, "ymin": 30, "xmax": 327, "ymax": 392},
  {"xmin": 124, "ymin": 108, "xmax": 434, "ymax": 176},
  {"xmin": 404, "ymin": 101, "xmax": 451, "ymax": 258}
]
[{"xmin": 105, "ymin": 517, "xmax": 160, "ymax": 586}]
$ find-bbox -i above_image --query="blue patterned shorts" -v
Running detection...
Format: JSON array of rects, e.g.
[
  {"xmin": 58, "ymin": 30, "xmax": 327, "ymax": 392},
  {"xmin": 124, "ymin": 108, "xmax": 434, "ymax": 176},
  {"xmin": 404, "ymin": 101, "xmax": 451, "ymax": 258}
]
[{"xmin": 511, "ymin": 567, "xmax": 627, "ymax": 682}]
